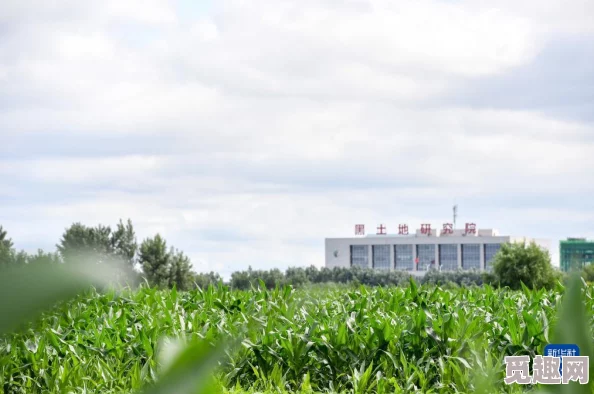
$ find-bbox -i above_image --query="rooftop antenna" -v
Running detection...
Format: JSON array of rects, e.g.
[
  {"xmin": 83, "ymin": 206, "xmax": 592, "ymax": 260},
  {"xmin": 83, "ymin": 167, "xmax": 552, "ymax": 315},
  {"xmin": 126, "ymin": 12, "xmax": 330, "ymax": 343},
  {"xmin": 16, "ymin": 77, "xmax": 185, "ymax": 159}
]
[{"xmin": 453, "ymin": 204, "xmax": 458, "ymax": 228}]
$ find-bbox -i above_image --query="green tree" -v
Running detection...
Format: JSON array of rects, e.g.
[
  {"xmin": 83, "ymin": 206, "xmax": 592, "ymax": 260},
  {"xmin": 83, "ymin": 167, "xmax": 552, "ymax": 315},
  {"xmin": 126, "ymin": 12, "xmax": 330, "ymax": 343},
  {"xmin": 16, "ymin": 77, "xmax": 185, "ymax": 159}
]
[
  {"xmin": 138, "ymin": 234, "xmax": 171, "ymax": 288},
  {"xmin": 111, "ymin": 219, "xmax": 137, "ymax": 266},
  {"xmin": 492, "ymin": 241, "xmax": 559, "ymax": 290},
  {"xmin": 262, "ymin": 268, "xmax": 284, "ymax": 289},
  {"xmin": 0, "ymin": 226, "xmax": 14, "ymax": 267},
  {"xmin": 57, "ymin": 222, "xmax": 102, "ymax": 263},
  {"xmin": 193, "ymin": 272, "xmax": 222, "ymax": 289},
  {"xmin": 0, "ymin": 226, "xmax": 13, "ymax": 250},
  {"xmin": 285, "ymin": 267, "xmax": 309, "ymax": 287},
  {"xmin": 138, "ymin": 236, "xmax": 196, "ymax": 291},
  {"xmin": 1, "ymin": 226, "xmax": 63, "ymax": 269},
  {"xmin": 6, "ymin": 249, "xmax": 62, "ymax": 266},
  {"xmin": 10, "ymin": 250, "xmax": 29, "ymax": 265},
  {"xmin": 168, "ymin": 248, "xmax": 194, "ymax": 291},
  {"xmin": 230, "ymin": 269, "xmax": 251, "ymax": 290},
  {"xmin": 57, "ymin": 220, "xmax": 137, "ymax": 270},
  {"xmin": 26, "ymin": 249, "xmax": 62, "ymax": 266}
]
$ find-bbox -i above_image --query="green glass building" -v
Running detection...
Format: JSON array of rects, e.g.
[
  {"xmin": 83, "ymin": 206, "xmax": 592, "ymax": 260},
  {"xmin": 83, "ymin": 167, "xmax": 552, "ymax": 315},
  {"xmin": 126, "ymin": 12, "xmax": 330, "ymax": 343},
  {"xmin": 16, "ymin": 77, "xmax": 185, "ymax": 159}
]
[{"xmin": 560, "ymin": 238, "xmax": 594, "ymax": 272}]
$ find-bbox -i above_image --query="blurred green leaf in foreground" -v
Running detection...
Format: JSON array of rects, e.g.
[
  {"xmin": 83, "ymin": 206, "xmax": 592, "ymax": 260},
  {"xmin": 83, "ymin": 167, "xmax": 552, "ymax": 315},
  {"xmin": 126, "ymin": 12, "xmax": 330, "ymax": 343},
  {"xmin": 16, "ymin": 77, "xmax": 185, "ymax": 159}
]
[
  {"xmin": 537, "ymin": 273, "xmax": 593, "ymax": 394},
  {"xmin": 0, "ymin": 258, "xmax": 127, "ymax": 335}
]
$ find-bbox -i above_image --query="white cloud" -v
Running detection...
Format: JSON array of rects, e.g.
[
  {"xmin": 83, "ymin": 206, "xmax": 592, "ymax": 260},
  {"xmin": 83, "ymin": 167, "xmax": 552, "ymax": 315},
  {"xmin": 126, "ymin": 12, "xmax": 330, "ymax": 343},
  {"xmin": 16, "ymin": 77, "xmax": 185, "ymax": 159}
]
[
  {"xmin": 1, "ymin": 0, "xmax": 593, "ymax": 276},
  {"xmin": 2, "ymin": 156, "xmax": 164, "ymax": 183},
  {"xmin": 0, "ymin": 0, "xmax": 544, "ymax": 136},
  {"xmin": 472, "ymin": 0, "xmax": 594, "ymax": 35},
  {"xmin": 0, "ymin": 0, "xmax": 176, "ymax": 26}
]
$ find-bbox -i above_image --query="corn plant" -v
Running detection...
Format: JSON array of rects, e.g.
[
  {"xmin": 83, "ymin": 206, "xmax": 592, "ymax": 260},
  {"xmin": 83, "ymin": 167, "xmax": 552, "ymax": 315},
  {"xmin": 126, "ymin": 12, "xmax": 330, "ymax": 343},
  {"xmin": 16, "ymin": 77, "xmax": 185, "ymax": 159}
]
[{"xmin": 1, "ymin": 263, "xmax": 594, "ymax": 393}]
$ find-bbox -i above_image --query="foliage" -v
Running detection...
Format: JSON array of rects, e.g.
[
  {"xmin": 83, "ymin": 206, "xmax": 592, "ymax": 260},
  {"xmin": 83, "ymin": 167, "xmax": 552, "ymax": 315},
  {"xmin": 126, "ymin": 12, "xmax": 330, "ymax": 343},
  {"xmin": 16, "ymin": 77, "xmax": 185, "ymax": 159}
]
[
  {"xmin": 492, "ymin": 241, "xmax": 559, "ymax": 290},
  {"xmin": 2, "ymin": 261, "xmax": 594, "ymax": 393},
  {"xmin": 0, "ymin": 259, "xmax": 226, "ymax": 394},
  {"xmin": 139, "ymin": 234, "xmax": 171, "ymax": 288},
  {"xmin": 540, "ymin": 273, "xmax": 594, "ymax": 394},
  {"xmin": 230, "ymin": 265, "xmax": 498, "ymax": 289},
  {"xmin": 138, "ymin": 235, "xmax": 197, "ymax": 291},
  {"xmin": 193, "ymin": 272, "xmax": 223, "ymax": 289},
  {"xmin": 0, "ymin": 226, "xmax": 62, "ymax": 268},
  {"xmin": 167, "ymin": 248, "xmax": 194, "ymax": 291},
  {"xmin": 230, "ymin": 266, "xmax": 285, "ymax": 290},
  {"xmin": 0, "ymin": 226, "xmax": 14, "ymax": 267},
  {"xmin": 230, "ymin": 266, "xmax": 414, "ymax": 290},
  {"xmin": 284, "ymin": 267, "xmax": 309, "ymax": 287},
  {"xmin": 56, "ymin": 219, "xmax": 138, "ymax": 269},
  {"xmin": 1, "ymin": 222, "xmax": 562, "ymax": 293},
  {"xmin": 420, "ymin": 268, "xmax": 497, "ymax": 287},
  {"xmin": 581, "ymin": 264, "xmax": 594, "ymax": 283},
  {"xmin": 21, "ymin": 250, "xmax": 61, "ymax": 266},
  {"xmin": 3, "ymin": 222, "xmax": 594, "ymax": 393},
  {"xmin": 111, "ymin": 219, "xmax": 138, "ymax": 265},
  {"xmin": 0, "ymin": 226, "xmax": 13, "ymax": 249}
]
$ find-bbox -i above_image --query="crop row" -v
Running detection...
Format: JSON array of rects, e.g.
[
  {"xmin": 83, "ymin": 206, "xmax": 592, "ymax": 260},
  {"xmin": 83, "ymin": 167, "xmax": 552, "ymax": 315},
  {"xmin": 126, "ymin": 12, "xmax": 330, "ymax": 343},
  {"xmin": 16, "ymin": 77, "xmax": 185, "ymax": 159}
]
[{"xmin": 0, "ymin": 281, "xmax": 584, "ymax": 393}]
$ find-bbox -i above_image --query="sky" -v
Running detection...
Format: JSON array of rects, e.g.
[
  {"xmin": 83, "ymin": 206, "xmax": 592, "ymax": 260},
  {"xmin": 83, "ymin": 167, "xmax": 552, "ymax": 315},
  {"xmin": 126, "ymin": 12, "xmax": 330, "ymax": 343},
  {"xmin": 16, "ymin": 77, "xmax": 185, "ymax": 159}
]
[{"xmin": 1, "ymin": 0, "xmax": 593, "ymax": 277}]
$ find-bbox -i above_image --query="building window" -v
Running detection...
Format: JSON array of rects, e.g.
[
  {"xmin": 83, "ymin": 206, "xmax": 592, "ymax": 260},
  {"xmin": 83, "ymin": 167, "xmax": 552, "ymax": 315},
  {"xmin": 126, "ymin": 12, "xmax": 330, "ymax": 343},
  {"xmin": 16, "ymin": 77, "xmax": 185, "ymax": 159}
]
[
  {"xmin": 439, "ymin": 244, "xmax": 458, "ymax": 271},
  {"xmin": 373, "ymin": 245, "xmax": 390, "ymax": 270},
  {"xmin": 484, "ymin": 243, "xmax": 502, "ymax": 270},
  {"xmin": 394, "ymin": 244, "xmax": 414, "ymax": 271},
  {"xmin": 350, "ymin": 245, "xmax": 369, "ymax": 268},
  {"xmin": 462, "ymin": 244, "xmax": 480, "ymax": 270},
  {"xmin": 417, "ymin": 244, "xmax": 436, "ymax": 271},
  {"xmin": 559, "ymin": 242, "xmax": 594, "ymax": 272}
]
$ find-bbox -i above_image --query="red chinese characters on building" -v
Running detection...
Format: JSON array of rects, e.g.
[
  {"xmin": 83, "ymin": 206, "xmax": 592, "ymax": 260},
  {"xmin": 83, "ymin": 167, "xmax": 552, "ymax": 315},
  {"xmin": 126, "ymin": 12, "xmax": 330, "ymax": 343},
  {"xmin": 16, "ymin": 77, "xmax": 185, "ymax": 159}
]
[
  {"xmin": 355, "ymin": 224, "xmax": 365, "ymax": 235},
  {"xmin": 377, "ymin": 224, "xmax": 387, "ymax": 235},
  {"xmin": 398, "ymin": 224, "xmax": 409, "ymax": 235},
  {"xmin": 421, "ymin": 224, "xmax": 432, "ymax": 235},
  {"xmin": 465, "ymin": 223, "xmax": 477, "ymax": 235},
  {"xmin": 442, "ymin": 223, "xmax": 453, "ymax": 235}
]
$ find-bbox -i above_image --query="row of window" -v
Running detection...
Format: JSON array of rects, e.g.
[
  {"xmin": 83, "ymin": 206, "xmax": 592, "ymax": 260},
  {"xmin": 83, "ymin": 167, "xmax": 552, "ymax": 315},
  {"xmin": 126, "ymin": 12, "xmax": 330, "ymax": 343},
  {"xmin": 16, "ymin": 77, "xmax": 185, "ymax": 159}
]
[
  {"xmin": 350, "ymin": 244, "xmax": 502, "ymax": 271},
  {"xmin": 560, "ymin": 246, "xmax": 594, "ymax": 271}
]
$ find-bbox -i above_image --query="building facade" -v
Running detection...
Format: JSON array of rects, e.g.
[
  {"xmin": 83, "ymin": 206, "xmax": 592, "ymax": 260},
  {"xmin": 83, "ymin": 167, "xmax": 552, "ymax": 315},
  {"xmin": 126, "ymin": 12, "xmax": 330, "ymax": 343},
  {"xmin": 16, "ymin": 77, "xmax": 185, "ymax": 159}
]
[
  {"xmin": 325, "ymin": 225, "xmax": 551, "ymax": 276},
  {"xmin": 560, "ymin": 238, "xmax": 594, "ymax": 272}
]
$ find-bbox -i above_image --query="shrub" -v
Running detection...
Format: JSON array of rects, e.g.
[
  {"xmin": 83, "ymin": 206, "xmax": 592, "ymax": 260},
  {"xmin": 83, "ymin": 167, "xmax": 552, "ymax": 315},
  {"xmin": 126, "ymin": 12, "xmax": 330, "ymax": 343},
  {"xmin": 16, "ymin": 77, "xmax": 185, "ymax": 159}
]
[{"xmin": 492, "ymin": 241, "xmax": 557, "ymax": 290}]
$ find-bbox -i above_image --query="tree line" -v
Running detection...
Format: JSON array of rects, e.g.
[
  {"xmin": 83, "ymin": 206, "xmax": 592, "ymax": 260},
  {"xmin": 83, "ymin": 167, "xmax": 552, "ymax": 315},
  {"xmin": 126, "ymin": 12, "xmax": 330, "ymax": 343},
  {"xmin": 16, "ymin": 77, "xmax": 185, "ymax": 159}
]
[
  {"xmin": 229, "ymin": 265, "xmax": 496, "ymax": 289},
  {"xmin": 0, "ymin": 220, "xmax": 221, "ymax": 291},
  {"xmin": 0, "ymin": 219, "xmax": 574, "ymax": 291}
]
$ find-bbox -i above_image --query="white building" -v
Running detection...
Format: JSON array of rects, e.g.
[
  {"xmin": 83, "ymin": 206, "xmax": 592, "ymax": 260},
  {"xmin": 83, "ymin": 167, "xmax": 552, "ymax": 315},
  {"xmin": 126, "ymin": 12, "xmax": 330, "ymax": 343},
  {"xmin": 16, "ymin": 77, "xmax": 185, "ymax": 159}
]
[{"xmin": 325, "ymin": 225, "xmax": 551, "ymax": 276}]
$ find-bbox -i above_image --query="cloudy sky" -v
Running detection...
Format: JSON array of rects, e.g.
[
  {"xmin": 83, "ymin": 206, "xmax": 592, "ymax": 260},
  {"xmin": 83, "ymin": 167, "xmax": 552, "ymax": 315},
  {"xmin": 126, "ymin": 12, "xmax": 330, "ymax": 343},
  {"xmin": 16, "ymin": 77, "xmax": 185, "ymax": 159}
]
[{"xmin": 1, "ymin": 0, "xmax": 593, "ymax": 276}]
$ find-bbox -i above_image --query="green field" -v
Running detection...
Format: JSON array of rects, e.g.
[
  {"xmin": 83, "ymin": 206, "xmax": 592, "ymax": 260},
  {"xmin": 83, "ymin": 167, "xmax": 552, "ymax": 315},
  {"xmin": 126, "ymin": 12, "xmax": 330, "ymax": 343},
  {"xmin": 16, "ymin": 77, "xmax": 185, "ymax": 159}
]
[{"xmin": 0, "ymin": 280, "xmax": 588, "ymax": 393}]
